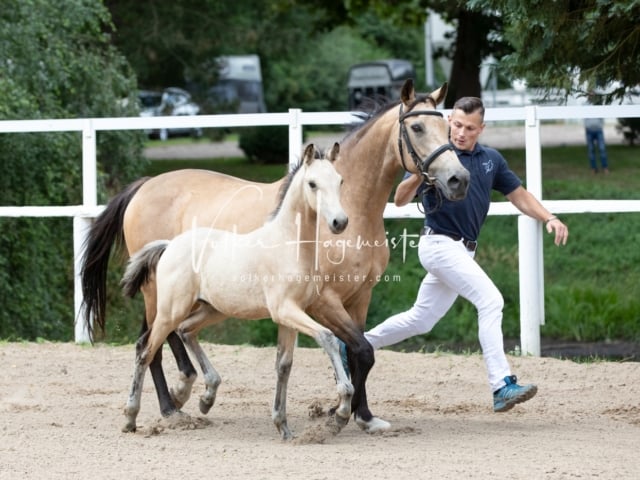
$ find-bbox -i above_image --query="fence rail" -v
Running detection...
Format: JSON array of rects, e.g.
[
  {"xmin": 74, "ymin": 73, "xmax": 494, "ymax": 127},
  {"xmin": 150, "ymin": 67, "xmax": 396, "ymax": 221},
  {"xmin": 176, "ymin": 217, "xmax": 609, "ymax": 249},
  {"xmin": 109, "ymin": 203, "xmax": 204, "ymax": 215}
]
[{"xmin": 1, "ymin": 104, "xmax": 639, "ymax": 354}]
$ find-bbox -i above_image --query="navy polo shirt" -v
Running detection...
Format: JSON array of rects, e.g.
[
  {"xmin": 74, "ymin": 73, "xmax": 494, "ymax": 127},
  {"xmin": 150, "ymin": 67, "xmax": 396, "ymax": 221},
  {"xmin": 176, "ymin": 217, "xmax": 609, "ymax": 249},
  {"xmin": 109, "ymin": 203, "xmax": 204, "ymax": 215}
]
[{"xmin": 417, "ymin": 143, "xmax": 522, "ymax": 241}]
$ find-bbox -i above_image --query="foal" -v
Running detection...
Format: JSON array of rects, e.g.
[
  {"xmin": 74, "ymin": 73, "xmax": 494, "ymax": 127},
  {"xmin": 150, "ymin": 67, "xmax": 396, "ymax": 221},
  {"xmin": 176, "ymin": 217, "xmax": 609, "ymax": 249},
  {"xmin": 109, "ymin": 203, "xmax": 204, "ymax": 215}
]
[{"xmin": 121, "ymin": 143, "xmax": 351, "ymax": 439}]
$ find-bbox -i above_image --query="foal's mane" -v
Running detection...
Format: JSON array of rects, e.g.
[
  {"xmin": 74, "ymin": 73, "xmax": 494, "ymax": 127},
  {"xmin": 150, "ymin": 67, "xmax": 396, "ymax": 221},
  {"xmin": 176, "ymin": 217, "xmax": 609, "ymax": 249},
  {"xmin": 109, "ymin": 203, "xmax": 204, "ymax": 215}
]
[
  {"xmin": 343, "ymin": 93, "xmax": 438, "ymax": 144},
  {"xmin": 268, "ymin": 158, "xmax": 305, "ymax": 220}
]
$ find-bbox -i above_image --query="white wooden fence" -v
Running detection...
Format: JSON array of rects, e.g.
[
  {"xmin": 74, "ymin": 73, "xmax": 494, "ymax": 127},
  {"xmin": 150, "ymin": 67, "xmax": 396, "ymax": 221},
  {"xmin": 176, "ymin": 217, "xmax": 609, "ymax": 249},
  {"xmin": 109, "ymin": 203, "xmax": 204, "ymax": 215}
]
[{"xmin": 0, "ymin": 104, "xmax": 639, "ymax": 355}]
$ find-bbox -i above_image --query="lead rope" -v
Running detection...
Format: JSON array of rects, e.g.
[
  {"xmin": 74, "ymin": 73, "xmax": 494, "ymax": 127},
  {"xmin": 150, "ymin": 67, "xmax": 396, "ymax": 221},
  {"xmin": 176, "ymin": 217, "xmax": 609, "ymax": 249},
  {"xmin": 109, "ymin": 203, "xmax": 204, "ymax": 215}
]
[{"xmin": 416, "ymin": 185, "xmax": 444, "ymax": 215}]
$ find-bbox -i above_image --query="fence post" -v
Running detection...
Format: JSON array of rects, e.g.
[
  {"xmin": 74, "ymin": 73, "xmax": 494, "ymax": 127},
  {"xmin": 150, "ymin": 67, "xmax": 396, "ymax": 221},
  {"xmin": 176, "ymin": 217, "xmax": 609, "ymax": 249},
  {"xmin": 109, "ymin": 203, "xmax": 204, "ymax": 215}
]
[
  {"xmin": 74, "ymin": 120, "xmax": 98, "ymax": 343},
  {"xmin": 82, "ymin": 119, "xmax": 97, "ymax": 208},
  {"xmin": 288, "ymin": 108, "xmax": 303, "ymax": 170},
  {"xmin": 519, "ymin": 106, "xmax": 544, "ymax": 356},
  {"xmin": 73, "ymin": 216, "xmax": 93, "ymax": 343},
  {"xmin": 518, "ymin": 216, "xmax": 542, "ymax": 356}
]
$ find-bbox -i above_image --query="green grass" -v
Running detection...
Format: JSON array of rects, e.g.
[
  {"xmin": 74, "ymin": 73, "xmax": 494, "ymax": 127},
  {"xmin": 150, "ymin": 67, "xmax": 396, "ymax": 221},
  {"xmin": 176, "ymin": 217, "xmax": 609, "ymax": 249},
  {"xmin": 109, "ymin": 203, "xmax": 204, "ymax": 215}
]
[
  {"xmin": 144, "ymin": 132, "xmax": 239, "ymax": 149},
  {"xmin": 122, "ymin": 143, "xmax": 640, "ymax": 351},
  {"xmin": 379, "ymin": 145, "xmax": 640, "ymax": 351}
]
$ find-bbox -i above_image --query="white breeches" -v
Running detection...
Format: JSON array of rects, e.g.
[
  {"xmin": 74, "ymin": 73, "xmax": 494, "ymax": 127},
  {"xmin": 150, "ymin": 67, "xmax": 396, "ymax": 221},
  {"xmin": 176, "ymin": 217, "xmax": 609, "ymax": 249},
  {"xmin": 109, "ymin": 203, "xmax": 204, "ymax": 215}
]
[{"xmin": 366, "ymin": 234, "xmax": 511, "ymax": 391}]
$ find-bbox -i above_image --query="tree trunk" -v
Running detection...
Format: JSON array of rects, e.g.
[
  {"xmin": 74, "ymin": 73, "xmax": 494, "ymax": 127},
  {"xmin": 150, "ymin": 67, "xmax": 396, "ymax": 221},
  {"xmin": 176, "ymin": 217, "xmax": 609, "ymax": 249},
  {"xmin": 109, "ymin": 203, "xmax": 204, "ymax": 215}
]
[{"xmin": 444, "ymin": 10, "xmax": 485, "ymax": 108}]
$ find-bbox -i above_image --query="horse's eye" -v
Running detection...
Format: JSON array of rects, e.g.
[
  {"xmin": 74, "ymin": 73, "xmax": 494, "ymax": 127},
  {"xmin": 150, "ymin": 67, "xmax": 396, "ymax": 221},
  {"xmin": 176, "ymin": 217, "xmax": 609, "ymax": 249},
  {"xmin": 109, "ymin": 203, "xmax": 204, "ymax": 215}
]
[
  {"xmin": 308, "ymin": 181, "xmax": 317, "ymax": 189},
  {"xmin": 411, "ymin": 124, "xmax": 424, "ymax": 133}
]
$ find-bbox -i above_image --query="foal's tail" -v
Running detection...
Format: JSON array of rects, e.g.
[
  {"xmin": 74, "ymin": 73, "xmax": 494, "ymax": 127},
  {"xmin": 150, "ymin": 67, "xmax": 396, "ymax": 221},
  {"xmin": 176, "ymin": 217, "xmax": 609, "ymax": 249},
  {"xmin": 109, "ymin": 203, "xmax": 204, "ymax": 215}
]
[
  {"xmin": 121, "ymin": 240, "xmax": 169, "ymax": 299},
  {"xmin": 80, "ymin": 177, "xmax": 150, "ymax": 338}
]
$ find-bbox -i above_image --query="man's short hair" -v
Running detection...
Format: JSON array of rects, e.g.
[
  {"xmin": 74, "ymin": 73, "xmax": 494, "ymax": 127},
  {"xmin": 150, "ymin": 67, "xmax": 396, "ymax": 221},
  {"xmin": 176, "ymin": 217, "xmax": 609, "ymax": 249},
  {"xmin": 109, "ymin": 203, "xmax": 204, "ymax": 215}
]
[{"xmin": 453, "ymin": 97, "xmax": 485, "ymax": 120}]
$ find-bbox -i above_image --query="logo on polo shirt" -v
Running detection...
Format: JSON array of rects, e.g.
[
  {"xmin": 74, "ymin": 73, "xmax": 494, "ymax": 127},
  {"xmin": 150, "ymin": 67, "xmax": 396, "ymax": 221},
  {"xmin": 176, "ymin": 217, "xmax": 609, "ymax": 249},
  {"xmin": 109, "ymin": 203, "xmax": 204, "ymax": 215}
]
[{"xmin": 482, "ymin": 159, "xmax": 494, "ymax": 174}]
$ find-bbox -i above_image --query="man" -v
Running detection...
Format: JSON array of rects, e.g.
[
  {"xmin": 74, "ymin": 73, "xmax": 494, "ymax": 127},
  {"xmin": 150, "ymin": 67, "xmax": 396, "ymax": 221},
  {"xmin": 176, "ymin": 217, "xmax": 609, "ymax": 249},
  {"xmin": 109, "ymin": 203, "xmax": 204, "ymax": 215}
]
[
  {"xmin": 584, "ymin": 117, "xmax": 609, "ymax": 174},
  {"xmin": 365, "ymin": 96, "xmax": 569, "ymax": 412}
]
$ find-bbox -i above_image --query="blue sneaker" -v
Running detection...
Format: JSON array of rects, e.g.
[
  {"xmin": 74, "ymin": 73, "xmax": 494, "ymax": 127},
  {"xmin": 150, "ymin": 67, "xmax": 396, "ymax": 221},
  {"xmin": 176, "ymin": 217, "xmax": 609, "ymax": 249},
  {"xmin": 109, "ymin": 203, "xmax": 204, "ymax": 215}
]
[
  {"xmin": 338, "ymin": 339, "xmax": 350, "ymax": 379},
  {"xmin": 493, "ymin": 375, "xmax": 537, "ymax": 412}
]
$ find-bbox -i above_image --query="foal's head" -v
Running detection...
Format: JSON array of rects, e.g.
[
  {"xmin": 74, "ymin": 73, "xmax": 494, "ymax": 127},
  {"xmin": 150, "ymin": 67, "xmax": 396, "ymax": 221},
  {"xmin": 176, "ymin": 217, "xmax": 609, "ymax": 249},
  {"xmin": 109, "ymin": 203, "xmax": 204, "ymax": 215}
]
[
  {"xmin": 300, "ymin": 143, "xmax": 348, "ymax": 234},
  {"xmin": 302, "ymin": 143, "xmax": 349, "ymax": 233},
  {"xmin": 272, "ymin": 143, "xmax": 348, "ymax": 234}
]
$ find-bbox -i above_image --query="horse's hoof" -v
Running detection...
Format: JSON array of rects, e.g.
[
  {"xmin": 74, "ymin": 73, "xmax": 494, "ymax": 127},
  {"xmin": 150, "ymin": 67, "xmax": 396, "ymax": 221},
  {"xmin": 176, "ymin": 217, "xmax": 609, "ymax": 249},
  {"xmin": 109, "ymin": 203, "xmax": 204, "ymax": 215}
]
[
  {"xmin": 279, "ymin": 426, "xmax": 293, "ymax": 441},
  {"xmin": 334, "ymin": 412, "xmax": 350, "ymax": 428},
  {"xmin": 170, "ymin": 384, "xmax": 192, "ymax": 409},
  {"xmin": 199, "ymin": 397, "xmax": 214, "ymax": 414},
  {"xmin": 160, "ymin": 406, "xmax": 178, "ymax": 418},
  {"xmin": 170, "ymin": 393, "xmax": 184, "ymax": 410},
  {"xmin": 122, "ymin": 421, "xmax": 137, "ymax": 433},
  {"xmin": 356, "ymin": 415, "xmax": 391, "ymax": 433}
]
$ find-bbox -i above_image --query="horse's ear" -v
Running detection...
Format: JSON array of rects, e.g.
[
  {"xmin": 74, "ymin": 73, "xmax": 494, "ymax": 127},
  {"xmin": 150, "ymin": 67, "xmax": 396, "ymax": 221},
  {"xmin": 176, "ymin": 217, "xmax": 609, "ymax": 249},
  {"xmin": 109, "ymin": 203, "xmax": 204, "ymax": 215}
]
[
  {"xmin": 430, "ymin": 82, "xmax": 448, "ymax": 106},
  {"xmin": 327, "ymin": 142, "xmax": 340, "ymax": 163},
  {"xmin": 400, "ymin": 78, "xmax": 416, "ymax": 105},
  {"xmin": 303, "ymin": 143, "xmax": 316, "ymax": 165}
]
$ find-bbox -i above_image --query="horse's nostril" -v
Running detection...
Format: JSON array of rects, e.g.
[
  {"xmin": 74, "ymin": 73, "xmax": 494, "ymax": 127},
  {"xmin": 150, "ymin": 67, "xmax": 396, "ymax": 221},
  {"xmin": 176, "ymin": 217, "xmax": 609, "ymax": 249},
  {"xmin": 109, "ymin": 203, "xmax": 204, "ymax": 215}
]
[
  {"xmin": 448, "ymin": 175, "xmax": 470, "ymax": 199},
  {"xmin": 449, "ymin": 175, "xmax": 469, "ymax": 189},
  {"xmin": 333, "ymin": 217, "xmax": 348, "ymax": 231}
]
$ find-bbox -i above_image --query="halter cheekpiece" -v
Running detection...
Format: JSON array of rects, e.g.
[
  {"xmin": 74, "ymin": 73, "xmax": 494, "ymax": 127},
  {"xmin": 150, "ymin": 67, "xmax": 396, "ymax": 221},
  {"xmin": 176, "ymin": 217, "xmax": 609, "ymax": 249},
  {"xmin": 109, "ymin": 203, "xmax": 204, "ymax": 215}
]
[{"xmin": 398, "ymin": 103, "xmax": 454, "ymax": 185}]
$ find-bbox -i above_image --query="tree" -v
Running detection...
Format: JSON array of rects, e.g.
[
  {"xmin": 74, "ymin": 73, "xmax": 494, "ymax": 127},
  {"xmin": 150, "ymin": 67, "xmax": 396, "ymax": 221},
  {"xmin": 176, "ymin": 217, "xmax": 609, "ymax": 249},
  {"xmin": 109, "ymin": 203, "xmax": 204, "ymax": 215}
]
[
  {"xmin": 104, "ymin": 1, "xmax": 344, "ymax": 99},
  {"xmin": 343, "ymin": 1, "xmax": 511, "ymax": 107},
  {"xmin": 105, "ymin": 0, "xmax": 229, "ymax": 89},
  {"xmin": 468, "ymin": 0, "xmax": 640, "ymax": 103},
  {"xmin": 0, "ymin": 0, "xmax": 144, "ymax": 340},
  {"xmin": 438, "ymin": 7, "xmax": 508, "ymax": 107},
  {"xmin": 104, "ymin": 1, "xmax": 405, "ymax": 112}
]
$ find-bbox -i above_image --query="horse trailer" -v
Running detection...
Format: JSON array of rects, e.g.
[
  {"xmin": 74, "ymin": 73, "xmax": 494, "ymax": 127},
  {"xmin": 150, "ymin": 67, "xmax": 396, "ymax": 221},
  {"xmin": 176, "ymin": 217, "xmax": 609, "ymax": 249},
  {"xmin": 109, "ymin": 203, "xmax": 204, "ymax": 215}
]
[
  {"xmin": 208, "ymin": 54, "xmax": 267, "ymax": 114},
  {"xmin": 347, "ymin": 59, "xmax": 416, "ymax": 110}
]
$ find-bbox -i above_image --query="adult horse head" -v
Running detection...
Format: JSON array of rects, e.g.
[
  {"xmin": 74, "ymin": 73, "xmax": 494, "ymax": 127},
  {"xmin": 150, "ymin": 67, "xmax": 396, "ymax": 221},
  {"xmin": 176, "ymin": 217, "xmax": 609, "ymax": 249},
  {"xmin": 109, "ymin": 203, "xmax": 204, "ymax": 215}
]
[
  {"xmin": 396, "ymin": 79, "xmax": 469, "ymax": 200},
  {"xmin": 339, "ymin": 78, "xmax": 469, "ymax": 208}
]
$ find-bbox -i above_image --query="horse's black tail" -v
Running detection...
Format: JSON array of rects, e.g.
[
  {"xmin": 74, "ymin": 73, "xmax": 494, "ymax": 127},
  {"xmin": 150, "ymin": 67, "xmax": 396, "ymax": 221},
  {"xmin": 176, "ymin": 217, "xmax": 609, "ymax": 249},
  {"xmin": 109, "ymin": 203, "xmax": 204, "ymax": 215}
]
[
  {"xmin": 80, "ymin": 177, "xmax": 150, "ymax": 339},
  {"xmin": 121, "ymin": 240, "xmax": 169, "ymax": 299}
]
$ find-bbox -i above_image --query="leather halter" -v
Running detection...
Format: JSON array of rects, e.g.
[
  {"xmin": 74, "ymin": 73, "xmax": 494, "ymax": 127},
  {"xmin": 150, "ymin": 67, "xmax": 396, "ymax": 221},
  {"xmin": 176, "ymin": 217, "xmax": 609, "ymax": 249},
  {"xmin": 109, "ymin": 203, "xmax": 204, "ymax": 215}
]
[{"xmin": 398, "ymin": 104, "xmax": 454, "ymax": 184}]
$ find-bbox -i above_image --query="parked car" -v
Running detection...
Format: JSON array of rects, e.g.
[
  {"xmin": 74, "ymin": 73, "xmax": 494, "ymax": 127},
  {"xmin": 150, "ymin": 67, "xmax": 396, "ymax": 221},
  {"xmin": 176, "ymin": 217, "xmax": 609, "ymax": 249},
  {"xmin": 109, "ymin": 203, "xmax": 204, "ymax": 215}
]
[{"xmin": 138, "ymin": 87, "xmax": 202, "ymax": 140}]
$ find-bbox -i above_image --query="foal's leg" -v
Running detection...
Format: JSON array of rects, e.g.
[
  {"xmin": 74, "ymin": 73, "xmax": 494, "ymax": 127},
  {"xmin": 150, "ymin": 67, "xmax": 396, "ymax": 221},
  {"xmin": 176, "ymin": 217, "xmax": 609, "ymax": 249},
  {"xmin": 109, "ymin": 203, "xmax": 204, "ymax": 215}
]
[
  {"xmin": 177, "ymin": 304, "xmax": 226, "ymax": 415},
  {"xmin": 122, "ymin": 292, "xmax": 195, "ymax": 432},
  {"xmin": 272, "ymin": 326, "xmax": 297, "ymax": 440},
  {"xmin": 123, "ymin": 319, "xmax": 181, "ymax": 432},
  {"xmin": 123, "ymin": 331, "xmax": 151, "ymax": 432},
  {"xmin": 273, "ymin": 302, "xmax": 354, "ymax": 434},
  {"xmin": 141, "ymin": 283, "xmax": 197, "ymax": 411},
  {"xmin": 316, "ymin": 331, "xmax": 354, "ymax": 427}
]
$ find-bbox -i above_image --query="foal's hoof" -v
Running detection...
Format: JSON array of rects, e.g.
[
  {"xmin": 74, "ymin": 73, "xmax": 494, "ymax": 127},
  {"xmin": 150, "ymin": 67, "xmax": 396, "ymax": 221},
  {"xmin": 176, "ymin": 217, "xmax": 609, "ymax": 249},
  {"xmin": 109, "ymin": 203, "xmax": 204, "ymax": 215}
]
[
  {"xmin": 199, "ymin": 396, "xmax": 214, "ymax": 415},
  {"xmin": 355, "ymin": 415, "xmax": 391, "ymax": 433},
  {"xmin": 169, "ymin": 391, "xmax": 185, "ymax": 410},
  {"xmin": 278, "ymin": 424, "xmax": 294, "ymax": 441},
  {"xmin": 170, "ymin": 383, "xmax": 193, "ymax": 409},
  {"xmin": 122, "ymin": 421, "xmax": 137, "ymax": 433}
]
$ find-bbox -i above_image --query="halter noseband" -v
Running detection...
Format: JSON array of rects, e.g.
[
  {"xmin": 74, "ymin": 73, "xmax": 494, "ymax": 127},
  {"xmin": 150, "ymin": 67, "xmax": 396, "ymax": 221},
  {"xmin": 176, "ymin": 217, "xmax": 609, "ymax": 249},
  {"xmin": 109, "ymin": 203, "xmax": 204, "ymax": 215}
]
[{"xmin": 398, "ymin": 104, "xmax": 454, "ymax": 184}]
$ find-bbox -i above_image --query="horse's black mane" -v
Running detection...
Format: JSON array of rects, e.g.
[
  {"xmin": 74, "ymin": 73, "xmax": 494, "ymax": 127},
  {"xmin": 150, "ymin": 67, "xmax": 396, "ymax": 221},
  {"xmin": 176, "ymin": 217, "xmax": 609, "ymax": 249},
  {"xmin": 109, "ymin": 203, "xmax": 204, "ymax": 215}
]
[
  {"xmin": 343, "ymin": 93, "xmax": 437, "ymax": 143},
  {"xmin": 268, "ymin": 92, "xmax": 437, "ymax": 219}
]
